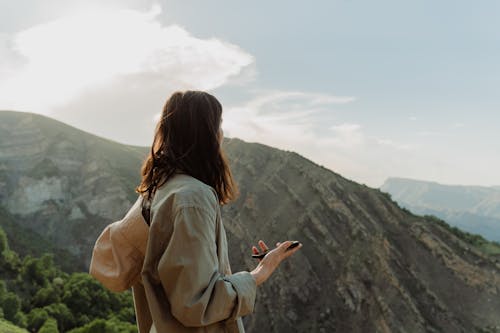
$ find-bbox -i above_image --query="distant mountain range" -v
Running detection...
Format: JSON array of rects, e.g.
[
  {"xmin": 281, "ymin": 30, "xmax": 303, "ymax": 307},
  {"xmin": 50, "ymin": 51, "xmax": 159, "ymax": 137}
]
[
  {"xmin": 1, "ymin": 110, "xmax": 500, "ymax": 332},
  {"xmin": 381, "ymin": 177, "xmax": 500, "ymax": 242}
]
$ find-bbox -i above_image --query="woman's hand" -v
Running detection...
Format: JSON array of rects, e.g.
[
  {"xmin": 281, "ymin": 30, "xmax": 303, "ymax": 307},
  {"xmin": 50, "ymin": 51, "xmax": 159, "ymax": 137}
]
[{"xmin": 250, "ymin": 240, "xmax": 302, "ymax": 286}]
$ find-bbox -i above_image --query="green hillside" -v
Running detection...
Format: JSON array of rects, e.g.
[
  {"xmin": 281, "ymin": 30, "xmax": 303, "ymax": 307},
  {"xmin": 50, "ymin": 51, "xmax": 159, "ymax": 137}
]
[
  {"xmin": 0, "ymin": 207, "xmax": 82, "ymax": 273},
  {"xmin": 0, "ymin": 226, "xmax": 137, "ymax": 333}
]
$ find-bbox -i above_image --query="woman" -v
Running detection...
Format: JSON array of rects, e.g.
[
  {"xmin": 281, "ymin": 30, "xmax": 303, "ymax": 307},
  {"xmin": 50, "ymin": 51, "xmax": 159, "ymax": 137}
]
[{"xmin": 133, "ymin": 90, "xmax": 302, "ymax": 333}]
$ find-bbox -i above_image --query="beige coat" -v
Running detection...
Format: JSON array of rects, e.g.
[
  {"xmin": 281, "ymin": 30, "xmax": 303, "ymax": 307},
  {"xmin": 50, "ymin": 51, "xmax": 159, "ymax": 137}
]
[
  {"xmin": 90, "ymin": 173, "xmax": 257, "ymax": 333},
  {"xmin": 89, "ymin": 195, "xmax": 148, "ymax": 292}
]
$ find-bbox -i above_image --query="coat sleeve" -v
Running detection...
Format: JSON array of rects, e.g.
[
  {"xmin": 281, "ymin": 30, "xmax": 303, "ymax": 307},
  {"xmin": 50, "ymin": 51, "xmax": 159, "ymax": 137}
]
[{"xmin": 157, "ymin": 205, "xmax": 257, "ymax": 327}]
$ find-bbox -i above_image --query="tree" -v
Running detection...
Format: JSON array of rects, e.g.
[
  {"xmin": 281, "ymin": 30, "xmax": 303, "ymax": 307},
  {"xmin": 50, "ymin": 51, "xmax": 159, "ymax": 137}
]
[
  {"xmin": 62, "ymin": 273, "xmax": 127, "ymax": 324},
  {"xmin": 43, "ymin": 303, "xmax": 74, "ymax": 332},
  {"xmin": 20, "ymin": 255, "xmax": 48, "ymax": 290},
  {"xmin": 27, "ymin": 308, "xmax": 49, "ymax": 332},
  {"xmin": 33, "ymin": 285, "xmax": 59, "ymax": 307},
  {"xmin": 13, "ymin": 311, "xmax": 27, "ymax": 328},
  {"xmin": 0, "ymin": 228, "xmax": 19, "ymax": 274},
  {"xmin": 39, "ymin": 317, "xmax": 59, "ymax": 333},
  {"xmin": 0, "ymin": 227, "xmax": 136, "ymax": 332},
  {"xmin": 2, "ymin": 292, "xmax": 21, "ymax": 322},
  {"xmin": 0, "ymin": 280, "xmax": 6, "ymax": 301},
  {"xmin": 67, "ymin": 318, "xmax": 137, "ymax": 333},
  {"xmin": 0, "ymin": 228, "xmax": 8, "ymax": 253}
]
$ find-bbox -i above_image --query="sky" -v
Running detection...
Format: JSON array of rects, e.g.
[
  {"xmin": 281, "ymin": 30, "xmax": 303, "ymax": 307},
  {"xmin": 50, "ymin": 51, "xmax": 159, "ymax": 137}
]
[{"xmin": 0, "ymin": 0, "xmax": 499, "ymax": 188}]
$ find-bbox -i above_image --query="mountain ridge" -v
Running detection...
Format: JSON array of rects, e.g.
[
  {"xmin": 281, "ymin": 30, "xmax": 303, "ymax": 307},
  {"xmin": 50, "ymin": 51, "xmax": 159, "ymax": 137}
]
[
  {"xmin": 0, "ymin": 110, "xmax": 147, "ymax": 150},
  {"xmin": 384, "ymin": 176, "xmax": 500, "ymax": 189}
]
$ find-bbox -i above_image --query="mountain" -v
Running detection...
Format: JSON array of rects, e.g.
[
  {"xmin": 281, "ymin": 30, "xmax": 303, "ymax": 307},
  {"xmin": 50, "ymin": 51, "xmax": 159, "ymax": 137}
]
[
  {"xmin": 1, "ymin": 111, "xmax": 500, "ymax": 332},
  {"xmin": 381, "ymin": 177, "xmax": 500, "ymax": 242},
  {"xmin": 0, "ymin": 110, "xmax": 147, "ymax": 270}
]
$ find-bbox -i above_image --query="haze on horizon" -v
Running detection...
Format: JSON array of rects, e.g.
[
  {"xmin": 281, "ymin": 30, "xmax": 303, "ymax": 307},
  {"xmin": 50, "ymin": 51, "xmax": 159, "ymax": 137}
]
[{"xmin": 1, "ymin": 0, "xmax": 499, "ymax": 188}]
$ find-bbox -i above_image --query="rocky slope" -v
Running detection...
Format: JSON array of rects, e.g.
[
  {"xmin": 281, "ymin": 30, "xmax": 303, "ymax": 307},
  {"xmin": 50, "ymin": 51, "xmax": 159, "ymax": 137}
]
[
  {"xmin": 0, "ymin": 110, "xmax": 146, "ymax": 270},
  {"xmin": 381, "ymin": 177, "xmax": 500, "ymax": 242},
  {"xmin": 224, "ymin": 142, "xmax": 500, "ymax": 333},
  {"xmin": 1, "ymin": 111, "xmax": 500, "ymax": 332}
]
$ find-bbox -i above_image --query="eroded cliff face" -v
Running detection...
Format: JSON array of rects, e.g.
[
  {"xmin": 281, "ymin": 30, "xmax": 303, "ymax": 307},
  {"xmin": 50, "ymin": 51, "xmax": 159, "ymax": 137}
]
[{"xmin": 1, "ymin": 111, "xmax": 499, "ymax": 332}]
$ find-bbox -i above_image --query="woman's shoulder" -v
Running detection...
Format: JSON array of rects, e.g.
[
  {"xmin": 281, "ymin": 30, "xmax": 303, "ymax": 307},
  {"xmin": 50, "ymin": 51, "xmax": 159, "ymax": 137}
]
[{"xmin": 152, "ymin": 173, "xmax": 219, "ymax": 213}]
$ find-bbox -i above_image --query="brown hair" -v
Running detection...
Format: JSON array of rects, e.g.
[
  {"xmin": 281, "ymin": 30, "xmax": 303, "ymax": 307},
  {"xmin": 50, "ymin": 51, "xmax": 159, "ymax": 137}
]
[{"xmin": 136, "ymin": 90, "xmax": 238, "ymax": 212}]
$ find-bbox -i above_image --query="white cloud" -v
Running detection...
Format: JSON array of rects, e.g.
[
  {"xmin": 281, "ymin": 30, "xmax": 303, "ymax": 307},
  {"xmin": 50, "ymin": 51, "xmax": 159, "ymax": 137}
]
[
  {"xmin": 0, "ymin": 3, "xmax": 254, "ymax": 114},
  {"xmin": 222, "ymin": 90, "xmax": 356, "ymax": 146},
  {"xmin": 0, "ymin": 33, "xmax": 23, "ymax": 80},
  {"xmin": 222, "ymin": 91, "xmax": 424, "ymax": 187},
  {"xmin": 375, "ymin": 138, "xmax": 415, "ymax": 151},
  {"xmin": 330, "ymin": 123, "xmax": 364, "ymax": 148},
  {"xmin": 221, "ymin": 90, "xmax": 378, "ymax": 184}
]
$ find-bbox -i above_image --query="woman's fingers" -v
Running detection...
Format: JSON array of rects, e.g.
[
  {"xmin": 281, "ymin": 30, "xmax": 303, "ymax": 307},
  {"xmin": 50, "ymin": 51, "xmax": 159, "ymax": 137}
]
[
  {"xmin": 258, "ymin": 240, "xmax": 269, "ymax": 252},
  {"xmin": 275, "ymin": 241, "xmax": 302, "ymax": 260},
  {"xmin": 250, "ymin": 240, "xmax": 303, "ymax": 286},
  {"xmin": 277, "ymin": 241, "xmax": 292, "ymax": 252},
  {"xmin": 252, "ymin": 240, "xmax": 301, "ymax": 261},
  {"xmin": 282, "ymin": 243, "xmax": 302, "ymax": 258}
]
